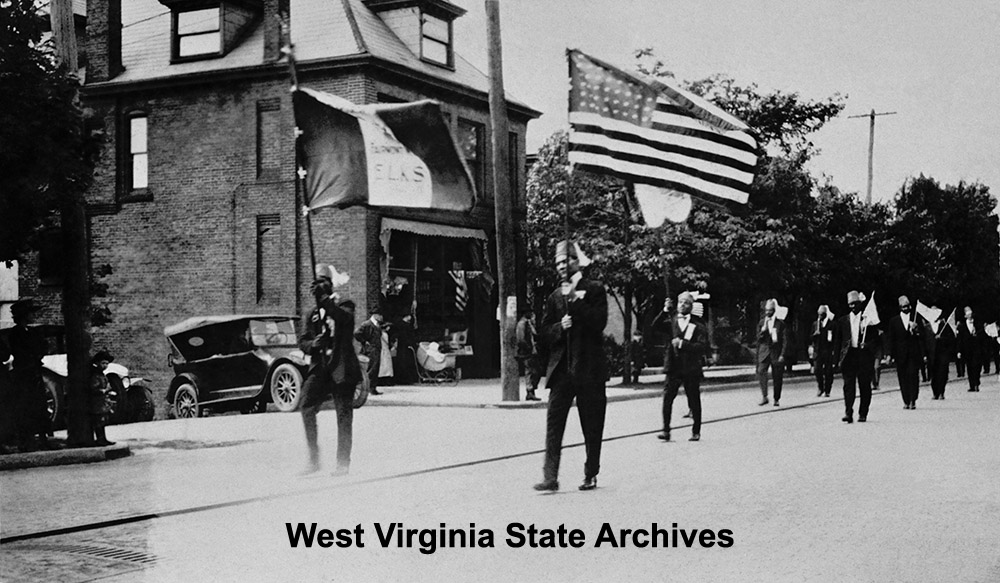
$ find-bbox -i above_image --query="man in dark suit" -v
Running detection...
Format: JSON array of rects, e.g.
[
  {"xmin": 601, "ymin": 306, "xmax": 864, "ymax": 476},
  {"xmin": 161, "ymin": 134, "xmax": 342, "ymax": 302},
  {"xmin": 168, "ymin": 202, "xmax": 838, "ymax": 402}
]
[
  {"xmin": 756, "ymin": 299, "xmax": 787, "ymax": 406},
  {"xmin": 924, "ymin": 309, "xmax": 954, "ymax": 400},
  {"xmin": 298, "ymin": 272, "xmax": 363, "ymax": 476},
  {"xmin": 534, "ymin": 241, "xmax": 607, "ymax": 493},
  {"xmin": 834, "ymin": 290, "xmax": 880, "ymax": 423},
  {"xmin": 956, "ymin": 306, "xmax": 983, "ymax": 392},
  {"xmin": 354, "ymin": 310, "xmax": 385, "ymax": 395},
  {"xmin": 651, "ymin": 291, "xmax": 707, "ymax": 442},
  {"xmin": 810, "ymin": 304, "xmax": 836, "ymax": 397},
  {"xmin": 883, "ymin": 295, "xmax": 924, "ymax": 409}
]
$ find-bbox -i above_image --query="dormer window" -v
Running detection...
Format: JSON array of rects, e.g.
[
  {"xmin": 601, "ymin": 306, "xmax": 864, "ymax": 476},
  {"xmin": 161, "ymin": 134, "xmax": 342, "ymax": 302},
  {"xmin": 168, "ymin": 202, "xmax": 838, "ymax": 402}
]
[
  {"xmin": 421, "ymin": 12, "xmax": 452, "ymax": 68},
  {"xmin": 174, "ymin": 6, "xmax": 222, "ymax": 59},
  {"xmin": 164, "ymin": 0, "xmax": 260, "ymax": 62}
]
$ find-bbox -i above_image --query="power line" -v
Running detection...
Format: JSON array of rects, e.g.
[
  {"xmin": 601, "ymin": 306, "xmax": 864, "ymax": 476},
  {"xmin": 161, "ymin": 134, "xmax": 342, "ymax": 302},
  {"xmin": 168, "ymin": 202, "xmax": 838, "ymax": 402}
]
[{"xmin": 847, "ymin": 109, "xmax": 897, "ymax": 204}]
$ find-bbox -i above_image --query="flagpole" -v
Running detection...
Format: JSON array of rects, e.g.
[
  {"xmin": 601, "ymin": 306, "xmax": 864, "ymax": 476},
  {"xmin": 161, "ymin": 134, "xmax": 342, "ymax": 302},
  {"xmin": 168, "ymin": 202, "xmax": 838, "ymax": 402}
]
[{"xmin": 281, "ymin": 16, "xmax": 318, "ymax": 287}]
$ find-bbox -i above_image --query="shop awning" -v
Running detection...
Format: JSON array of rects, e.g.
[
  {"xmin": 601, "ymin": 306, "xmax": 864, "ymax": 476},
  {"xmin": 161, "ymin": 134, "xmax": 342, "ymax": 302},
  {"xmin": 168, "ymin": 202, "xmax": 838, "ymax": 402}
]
[{"xmin": 380, "ymin": 218, "xmax": 488, "ymax": 252}]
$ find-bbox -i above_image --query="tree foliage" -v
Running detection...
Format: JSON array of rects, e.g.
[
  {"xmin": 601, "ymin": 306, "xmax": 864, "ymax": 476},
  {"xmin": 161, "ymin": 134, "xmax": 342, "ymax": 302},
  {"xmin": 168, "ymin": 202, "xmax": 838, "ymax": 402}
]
[{"xmin": 0, "ymin": 0, "xmax": 102, "ymax": 262}]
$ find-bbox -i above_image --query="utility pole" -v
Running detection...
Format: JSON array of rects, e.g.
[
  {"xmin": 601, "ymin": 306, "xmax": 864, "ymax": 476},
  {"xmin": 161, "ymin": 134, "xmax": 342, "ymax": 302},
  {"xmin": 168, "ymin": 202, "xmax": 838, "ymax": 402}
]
[
  {"xmin": 848, "ymin": 108, "xmax": 896, "ymax": 204},
  {"xmin": 50, "ymin": 0, "xmax": 93, "ymax": 446},
  {"xmin": 485, "ymin": 0, "xmax": 519, "ymax": 401}
]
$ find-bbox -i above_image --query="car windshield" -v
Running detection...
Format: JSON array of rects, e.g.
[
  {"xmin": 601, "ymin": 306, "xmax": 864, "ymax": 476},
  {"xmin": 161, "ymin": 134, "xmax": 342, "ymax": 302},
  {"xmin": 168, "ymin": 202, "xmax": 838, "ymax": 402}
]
[{"xmin": 249, "ymin": 319, "xmax": 297, "ymax": 347}]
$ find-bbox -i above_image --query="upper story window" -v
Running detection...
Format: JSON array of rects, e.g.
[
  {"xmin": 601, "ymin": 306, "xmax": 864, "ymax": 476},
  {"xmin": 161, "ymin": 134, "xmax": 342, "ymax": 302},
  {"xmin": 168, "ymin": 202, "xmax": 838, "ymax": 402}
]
[
  {"xmin": 173, "ymin": 6, "xmax": 222, "ymax": 60},
  {"xmin": 127, "ymin": 114, "xmax": 149, "ymax": 191},
  {"xmin": 457, "ymin": 119, "xmax": 483, "ymax": 197},
  {"xmin": 421, "ymin": 12, "xmax": 452, "ymax": 68}
]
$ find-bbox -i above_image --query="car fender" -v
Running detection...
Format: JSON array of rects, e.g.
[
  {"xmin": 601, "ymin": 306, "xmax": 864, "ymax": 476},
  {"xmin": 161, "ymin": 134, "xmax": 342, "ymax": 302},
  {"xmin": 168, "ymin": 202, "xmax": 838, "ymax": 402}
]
[{"xmin": 167, "ymin": 373, "xmax": 201, "ymax": 403}]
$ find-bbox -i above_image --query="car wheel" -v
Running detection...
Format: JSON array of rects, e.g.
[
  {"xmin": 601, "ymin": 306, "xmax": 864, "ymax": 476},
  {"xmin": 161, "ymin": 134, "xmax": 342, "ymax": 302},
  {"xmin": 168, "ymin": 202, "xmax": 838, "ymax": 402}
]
[
  {"xmin": 42, "ymin": 373, "xmax": 66, "ymax": 429},
  {"xmin": 127, "ymin": 385, "xmax": 156, "ymax": 422},
  {"xmin": 173, "ymin": 383, "xmax": 199, "ymax": 419},
  {"xmin": 105, "ymin": 375, "xmax": 127, "ymax": 424},
  {"xmin": 352, "ymin": 375, "xmax": 368, "ymax": 409},
  {"xmin": 270, "ymin": 363, "xmax": 303, "ymax": 412}
]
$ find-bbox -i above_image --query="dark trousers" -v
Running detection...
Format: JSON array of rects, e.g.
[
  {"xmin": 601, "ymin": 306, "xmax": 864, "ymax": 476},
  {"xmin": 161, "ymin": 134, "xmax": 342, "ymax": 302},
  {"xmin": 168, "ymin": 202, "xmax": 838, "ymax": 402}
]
[
  {"xmin": 300, "ymin": 370, "xmax": 353, "ymax": 469},
  {"xmin": 930, "ymin": 355, "xmax": 950, "ymax": 397},
  {"xmin": 842, "ymin": 349, "xmax": 873, "ymax": 419},
  {"xmin": 517, "ymin": 355, "xmax": 542, "ymax": 393},
  {"xmin": 965, "ymin": 356, "xmax": 981, "ymax": 390},
  {"xmin": 814, "ymin": 352, "xmax": 835, "ymax": 395},
  {"xmin": 542, "ymin": 377, "xmax": 606, "ymax": 482},
  {"xmin": 956, "ymin": 357, "xmax": 965, "ymax": 377},
  {"xmin": 896, "ymin": 361, "xmax": 921, "ymax": 405},
  {"xmin": 757, "ymin": 357, "xmax": 783, "ymax": 401},
  {"xmin": 364, "ymin": 350, "xmax": 381, "ymax": 393},
  {"xmin": 663, "ymin": 373, "xmax": 701, "ymax": 437}
]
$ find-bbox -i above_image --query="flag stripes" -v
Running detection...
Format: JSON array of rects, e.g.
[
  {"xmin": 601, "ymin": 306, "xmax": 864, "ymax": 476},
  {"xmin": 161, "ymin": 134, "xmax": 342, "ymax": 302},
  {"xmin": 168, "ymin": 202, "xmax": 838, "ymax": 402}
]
[
  {"xmin": 568, "ymin": 49, "xmax": 757, "ymax": 207},
  {"xmin": 449, "ymin": 270, "xmax": 468, "ymax": 313}
]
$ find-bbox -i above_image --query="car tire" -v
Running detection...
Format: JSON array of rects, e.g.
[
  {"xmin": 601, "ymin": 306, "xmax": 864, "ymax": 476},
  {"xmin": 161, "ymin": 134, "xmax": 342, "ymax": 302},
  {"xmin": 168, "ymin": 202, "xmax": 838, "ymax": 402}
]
[
  {"xmin": 173, "ymin": 383, "xmax": 200, "ymax": 419},
  {"xmin": 352, "ymin": 375, "xmax": 368, "ymax": 409},
  {"xmin": 270, "ymin": 363, "xmax": 303, "ymax": 412},
  {"xmin": 42, "ymin": 372, "xmax": 66, "ymax": 430},
  {"xmin": 127, "ymin": 385, "xmax": 156, "ymax": 422}
]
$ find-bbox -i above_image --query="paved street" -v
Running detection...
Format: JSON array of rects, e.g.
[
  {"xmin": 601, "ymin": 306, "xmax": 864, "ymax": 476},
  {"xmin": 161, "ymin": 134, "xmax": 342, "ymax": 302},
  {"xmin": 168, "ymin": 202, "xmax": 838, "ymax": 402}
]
[{"xmin": 2, "ymin": 372, "xmax": 999, "ymax": 582}]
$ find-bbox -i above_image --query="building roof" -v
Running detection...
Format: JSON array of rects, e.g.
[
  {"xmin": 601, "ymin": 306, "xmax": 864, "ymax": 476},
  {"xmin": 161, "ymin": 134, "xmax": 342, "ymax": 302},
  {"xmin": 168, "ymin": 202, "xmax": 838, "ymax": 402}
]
[{"xmin": 101, "ymin": 0, "xmax": 535, "ymax": 114}]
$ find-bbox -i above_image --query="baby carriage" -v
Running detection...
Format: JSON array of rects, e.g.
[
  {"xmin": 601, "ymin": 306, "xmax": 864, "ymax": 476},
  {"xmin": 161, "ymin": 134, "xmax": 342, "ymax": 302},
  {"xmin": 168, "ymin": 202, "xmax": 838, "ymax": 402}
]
[{"xmin": 411, "ymin": 342, "xmax": 460, "ymax": 384}]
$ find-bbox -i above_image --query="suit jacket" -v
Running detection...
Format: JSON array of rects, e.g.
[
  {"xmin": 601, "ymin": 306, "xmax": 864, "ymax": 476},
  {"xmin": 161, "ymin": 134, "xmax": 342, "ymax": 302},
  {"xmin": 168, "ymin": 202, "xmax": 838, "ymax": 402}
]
[
  {"xmin": 834, "ymin": 312, "xmax": 880, "ymax": 367},
  {"xmin": 923, "ymin": 322, "xmax": 955, "ymax": 364},
  {"xmin": 300, "ymin": 298, "xmax": 362, "ymax": 390},
  {"xmin": 755, "ymin": 316, "xmax": 787, "ymax": 364},
  {"xmin": 957, "ymin": 320, "xmax": 984, "ymax": 362},
  {"xmin": 651, "ymin": 311, "xmax": 707, "ymax": 379},
  {"xmin": 811, "ymin": 317, "xmax": 836, "ymax": 357},
  {"xmin": 540, "ymin": 276, "xmax": 608, "ymax": 386},
  {"xmin": 354, "ymin": 319, "xmax": 383, "ymax": 358},
  {"xmin": 884, "ymin": 313, "xmax": 925, "ymax": 367}
]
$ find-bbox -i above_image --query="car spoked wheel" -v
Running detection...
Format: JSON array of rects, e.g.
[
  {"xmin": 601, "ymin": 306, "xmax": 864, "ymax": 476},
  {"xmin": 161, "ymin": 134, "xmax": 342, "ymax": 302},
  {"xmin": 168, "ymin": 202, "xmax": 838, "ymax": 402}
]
[
  {"xmin": 173, "ymin": 383, "xmax": 200, "ymax": 419},
  {"xmin": 353, "ymin": 374, "xmax": 369, "ymax": 409},
  {"xmin": 270, "ymin": 363, "xmax": 303, "ymax": 412},
  {"xmin": 42, "ymin": 373, "xmax": 65, "ymax": 429}
]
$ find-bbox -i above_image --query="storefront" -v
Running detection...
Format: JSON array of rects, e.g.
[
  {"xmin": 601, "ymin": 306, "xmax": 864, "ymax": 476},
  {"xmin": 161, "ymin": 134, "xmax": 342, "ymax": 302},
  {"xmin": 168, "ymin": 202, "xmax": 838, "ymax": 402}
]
[{"xmin": 379, "ymin": 218, "xmax": 498, "ymax": 378}]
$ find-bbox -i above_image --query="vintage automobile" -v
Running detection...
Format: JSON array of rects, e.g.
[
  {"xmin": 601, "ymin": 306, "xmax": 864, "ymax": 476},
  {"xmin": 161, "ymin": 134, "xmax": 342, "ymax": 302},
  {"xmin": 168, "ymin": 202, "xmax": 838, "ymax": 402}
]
[
  {"xmin": 1, "ymin": 324, "xmax": 155, "ymax": 429},
  {"xmin": 164, "ymin": 315, "xmax": 368, "ymax": 419}
]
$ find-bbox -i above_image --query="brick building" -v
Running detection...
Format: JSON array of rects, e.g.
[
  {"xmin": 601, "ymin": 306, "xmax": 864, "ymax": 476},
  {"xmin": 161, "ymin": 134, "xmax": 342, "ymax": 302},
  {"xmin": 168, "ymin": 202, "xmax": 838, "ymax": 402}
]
[{"xmin": 18, "ymin": 0, "xmax": 538, "ymax": 386}]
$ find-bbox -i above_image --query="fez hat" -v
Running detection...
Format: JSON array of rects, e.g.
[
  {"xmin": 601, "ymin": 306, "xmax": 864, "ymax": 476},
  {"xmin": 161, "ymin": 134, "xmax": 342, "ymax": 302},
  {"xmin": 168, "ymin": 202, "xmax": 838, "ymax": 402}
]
[
  {"xmin": 554, "ymin": 241, "xmax": 592, "ymax": 267},
  {"xmin": 846, "ymin": 290, "xmax": 861, "ymax": 304}
]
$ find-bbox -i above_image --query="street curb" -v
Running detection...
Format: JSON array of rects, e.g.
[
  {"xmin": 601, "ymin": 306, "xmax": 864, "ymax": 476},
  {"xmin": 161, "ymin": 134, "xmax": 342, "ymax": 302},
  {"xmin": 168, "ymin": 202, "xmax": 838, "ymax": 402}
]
[
  {"xmin": 0, "ymin": 444, "xmax": 131, "ymax": 472},
  {"xmin": 363, "ymin": 372, "xmax": 819, "ymax": 409}
]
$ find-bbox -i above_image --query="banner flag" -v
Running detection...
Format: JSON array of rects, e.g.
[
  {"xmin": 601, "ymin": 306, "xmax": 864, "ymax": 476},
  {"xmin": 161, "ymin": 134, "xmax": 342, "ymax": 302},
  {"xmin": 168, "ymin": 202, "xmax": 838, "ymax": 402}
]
[{"xmin": 293, "ymin": 87, "xmax": 476, "ymax": 212}]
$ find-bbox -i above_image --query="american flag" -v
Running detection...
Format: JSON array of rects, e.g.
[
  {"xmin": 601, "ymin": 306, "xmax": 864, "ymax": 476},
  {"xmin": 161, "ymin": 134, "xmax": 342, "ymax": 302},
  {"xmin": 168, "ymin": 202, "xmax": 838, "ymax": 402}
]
[
  {"xmin": 567, "ymin": 50, "xmax": 757, "ymax": 209},
  {"xmin": 449, "ymin": 270, "xmax": 468, "ymax": 313}
]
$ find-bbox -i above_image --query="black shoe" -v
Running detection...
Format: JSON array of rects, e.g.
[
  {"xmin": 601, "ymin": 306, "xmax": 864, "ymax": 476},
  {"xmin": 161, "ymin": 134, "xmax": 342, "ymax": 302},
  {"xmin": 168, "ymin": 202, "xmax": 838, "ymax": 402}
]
[
  {"xmin": 95, "ymin": 440, "xmax": 116, "ymax": 447},
  {"xmin": 773, "ymin": 401, "xmax": 780, "ymax": 407},
  {"xmin": 533, "ymin": 480, "xmax": 559, "ymax": 492},
  {"xmin": 657, "ymin": 433, "xmax": 671, "ymax": 442},
  {"xmin": 824, "ymin": 392, "xmax": 831, "ymax": 397},
  {"xmin": 842, "ymin": 416, "xmax": 853, "ymax": 424},
  {"xmin": 758, "ymin": 398, "xmax": 769, "ymax": 406},
  {"xmin": 298, "ymin": 462, "xmax": 321, "ymax": 477},
  {"xmin": 689, "ymin": 434, "xmax": 700, "ymax": 442},
  {"xmin": 331, "ymin": 466, "xmax": 350, "ymax": 477},
  {"xmin": 370, "ymin": 389, "xmax": 383, "ymax": 395},
  {"xmin": 911, "ymin": 403, "xmax": 916, "ymax": 409},
  {"xmin": 817, "ymin": 390, "xmax": 824, "ymax": 397},
  {"xmin": 526, "ymin": 392, "xmax": 541, "ymax": 401},
  {"xmin": 969, "ymin": 388, "xmax": 976, "ymax": 392},
  {"xmin": 579, "ymin": 477, "xmax": 597, "ymax": 491},
  {"xmin": 682, "ymin": 411, "xmax": 692, "ymax": 418},
  {"xmin": 858, "ymin": 417, "xmax": 867, "ymax": 423}
]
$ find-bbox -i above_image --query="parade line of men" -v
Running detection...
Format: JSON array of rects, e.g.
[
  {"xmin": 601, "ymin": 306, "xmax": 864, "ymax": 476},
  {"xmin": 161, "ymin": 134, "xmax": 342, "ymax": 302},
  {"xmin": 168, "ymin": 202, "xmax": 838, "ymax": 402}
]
[{"xmin": 292, "ymin": 240, "xmax": 993, "ymax": 492}]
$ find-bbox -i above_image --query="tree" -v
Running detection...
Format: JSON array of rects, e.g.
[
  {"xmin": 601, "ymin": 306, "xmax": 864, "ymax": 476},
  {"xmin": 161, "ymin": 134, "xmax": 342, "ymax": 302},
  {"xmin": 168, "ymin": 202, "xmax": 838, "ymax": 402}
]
[{"xmin": 0, "ymin": 0, "xmax": 101, "ymax": 262}]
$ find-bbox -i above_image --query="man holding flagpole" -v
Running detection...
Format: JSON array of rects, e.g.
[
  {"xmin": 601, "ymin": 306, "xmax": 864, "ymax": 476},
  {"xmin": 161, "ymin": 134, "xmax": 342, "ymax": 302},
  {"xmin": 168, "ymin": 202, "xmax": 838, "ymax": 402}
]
[
  {"xmin": 835, "ymin": 291, "xmax": 880, "ymax": 423},
  {"xmin": 534, "ymin": 241, "xmax": 608, "ymax": 493}
]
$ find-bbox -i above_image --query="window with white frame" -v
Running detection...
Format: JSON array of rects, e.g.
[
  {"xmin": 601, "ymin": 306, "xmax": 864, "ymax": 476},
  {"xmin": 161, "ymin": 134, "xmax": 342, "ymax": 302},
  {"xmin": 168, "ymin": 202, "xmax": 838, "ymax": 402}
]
[
  {"xmin": 421, "ymin": 12, "xmax": 452, "ymax": 67},
  {"xmin": 128, "ymin": 114, "xmax": 148, "ymax": 191},
  {"xmin": 174, "ymin": 7, "xmax": 221, "ymax": 59}
]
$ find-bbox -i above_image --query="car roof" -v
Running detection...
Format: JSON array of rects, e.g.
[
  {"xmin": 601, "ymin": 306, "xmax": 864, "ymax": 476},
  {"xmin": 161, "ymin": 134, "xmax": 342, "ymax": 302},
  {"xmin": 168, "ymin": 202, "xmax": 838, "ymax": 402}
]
[{"xmin": 163, "ymin": 315, "xmax": 297, "ymax": 337}]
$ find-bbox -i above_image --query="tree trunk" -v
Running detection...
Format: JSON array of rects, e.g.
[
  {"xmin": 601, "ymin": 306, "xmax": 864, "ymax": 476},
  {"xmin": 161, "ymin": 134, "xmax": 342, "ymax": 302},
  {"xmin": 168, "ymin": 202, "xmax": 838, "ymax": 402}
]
[{"xmin": 623, "ymin": 281, "xmax": 634, "ymax": 384}]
